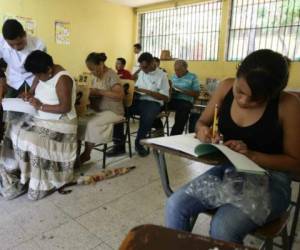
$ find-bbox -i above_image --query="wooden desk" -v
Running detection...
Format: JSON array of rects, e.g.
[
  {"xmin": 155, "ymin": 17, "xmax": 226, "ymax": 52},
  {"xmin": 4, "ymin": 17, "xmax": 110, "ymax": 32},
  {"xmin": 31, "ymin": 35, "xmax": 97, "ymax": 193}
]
[
  {"xmin": 142, "ymin": 141, "xmax": 227, "ymax": 197},
  {"xmin": 119, "ymin": 224, "xmax": 257, "ymax": 250}
]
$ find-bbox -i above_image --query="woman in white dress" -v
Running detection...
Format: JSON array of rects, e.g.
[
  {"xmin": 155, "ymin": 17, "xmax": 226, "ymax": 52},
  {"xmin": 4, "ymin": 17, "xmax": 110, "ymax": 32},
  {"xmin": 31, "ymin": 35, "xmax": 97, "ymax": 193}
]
[{"xmin": 0, "ymin": 50, "xmax": 77, "ymax": 200}]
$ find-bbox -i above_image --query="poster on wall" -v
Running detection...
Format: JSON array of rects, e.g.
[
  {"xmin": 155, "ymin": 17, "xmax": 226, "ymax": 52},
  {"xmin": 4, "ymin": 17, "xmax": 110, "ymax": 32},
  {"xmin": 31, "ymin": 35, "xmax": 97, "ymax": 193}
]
[
  {"xmin": 17, "ymin": 16, "xmax": 36, "ymax": 35},
  {"xmin": 55, "ymin": 20, "xmax": 70, "ymax": 45},
  {"xmin": 0, "ymin": 14, "xmax": 36, "ymax": 35},
  {"xmin": 2, "ymin": 13, "xmax": 15, "ymax": 23}
]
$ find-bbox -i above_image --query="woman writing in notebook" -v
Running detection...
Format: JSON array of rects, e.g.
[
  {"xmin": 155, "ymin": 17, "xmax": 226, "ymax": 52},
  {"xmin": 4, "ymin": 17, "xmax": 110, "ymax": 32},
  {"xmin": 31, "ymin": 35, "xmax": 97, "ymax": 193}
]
[
  {"xmin": 165, "ymin": 49, "xmax": 300, "ymax": 244},
  {"xmin": 0, "ymin": 50, "xmax": 77, "ymax": 200}
]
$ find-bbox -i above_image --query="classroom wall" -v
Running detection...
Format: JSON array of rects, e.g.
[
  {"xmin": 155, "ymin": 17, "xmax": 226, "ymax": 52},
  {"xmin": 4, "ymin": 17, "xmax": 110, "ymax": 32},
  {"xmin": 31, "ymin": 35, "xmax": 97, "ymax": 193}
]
[
  {"xmin": 0, "ymin": 0, "xmax": 135, "ymax": 77},
  {"xmin": 135, "ymin": 0, "xmax": 300, "ymax": 88}
]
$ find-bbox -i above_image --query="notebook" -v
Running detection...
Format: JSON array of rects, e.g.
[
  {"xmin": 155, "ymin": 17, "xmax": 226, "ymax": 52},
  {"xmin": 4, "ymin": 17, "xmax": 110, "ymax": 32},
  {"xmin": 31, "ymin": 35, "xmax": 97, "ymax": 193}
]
[
  {"xmin": 2, "ymin": 98, "xmax": 37, "ymax": 115},
  {"xmin": 144, "ymin": 134, "xmax": 266, "ymax": 175}
]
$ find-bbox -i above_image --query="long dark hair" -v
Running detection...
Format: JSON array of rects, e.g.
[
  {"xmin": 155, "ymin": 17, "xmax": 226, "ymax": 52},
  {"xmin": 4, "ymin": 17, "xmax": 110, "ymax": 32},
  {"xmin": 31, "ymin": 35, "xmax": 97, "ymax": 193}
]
[{"xmin": 237, "ymin": 49, "xmax": 289, "ymax": 101}]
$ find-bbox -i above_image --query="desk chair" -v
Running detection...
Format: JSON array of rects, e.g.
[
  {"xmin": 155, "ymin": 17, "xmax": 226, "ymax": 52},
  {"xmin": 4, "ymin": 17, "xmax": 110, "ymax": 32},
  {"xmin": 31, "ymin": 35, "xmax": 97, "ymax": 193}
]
[
  {"xmin": 93, "ymin": 80, "xmax": 134, "ymax": 168},
  {"xmin": 188, "ymin": 176, "xmax": 300, "ymax": 250},
  {"xmin": 130, "ymin": 98, "xmax": 170, "ymax": 138},
  {"xmin": 289, "ymin": 175, "xmax": 300, "ymax": 250}
]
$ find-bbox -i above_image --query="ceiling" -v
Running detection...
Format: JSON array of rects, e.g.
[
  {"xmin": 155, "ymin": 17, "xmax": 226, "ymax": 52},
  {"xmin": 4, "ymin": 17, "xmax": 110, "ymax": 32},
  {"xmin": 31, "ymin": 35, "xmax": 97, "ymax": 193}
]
[{"xmin": 106, "ymin": 0, "xmax": 170, "ymax": 7}]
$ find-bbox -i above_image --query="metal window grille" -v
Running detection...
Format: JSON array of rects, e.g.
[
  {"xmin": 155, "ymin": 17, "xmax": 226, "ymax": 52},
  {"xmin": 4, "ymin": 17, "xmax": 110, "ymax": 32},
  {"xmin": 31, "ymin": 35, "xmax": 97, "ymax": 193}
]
[
  {"xmin": 138, "ymin": 1, "xmax": 222, "ymax": 61},
  {"xmin": 227, "ymin": 0, "xmax": 300, "ymax": 61}
]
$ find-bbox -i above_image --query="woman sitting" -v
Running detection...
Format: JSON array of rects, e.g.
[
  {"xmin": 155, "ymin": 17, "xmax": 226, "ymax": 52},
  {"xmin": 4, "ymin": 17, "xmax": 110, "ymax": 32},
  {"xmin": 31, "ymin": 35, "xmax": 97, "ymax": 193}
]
[
  {"xmin": 165, "ymin": 49, "xmax": 300, "ymax": 244},
  {"xmin": 0, "ymin": 50, "xmax": 77, "ymax": 200},
  {"xmin": 78, "ymin": 52, "xmax": 124, "ymax": 163}
]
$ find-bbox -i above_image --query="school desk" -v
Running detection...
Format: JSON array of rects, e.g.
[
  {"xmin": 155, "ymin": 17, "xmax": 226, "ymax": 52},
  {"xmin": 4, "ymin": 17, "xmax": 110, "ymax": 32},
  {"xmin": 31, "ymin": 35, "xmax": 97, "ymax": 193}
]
[
  {"xmin": 119, "ymin": 224, "xmax": 257, "ymax": 250},
  {"xmin": 141, "ymin": 139, "xmax": 227, "ymax": 197}
]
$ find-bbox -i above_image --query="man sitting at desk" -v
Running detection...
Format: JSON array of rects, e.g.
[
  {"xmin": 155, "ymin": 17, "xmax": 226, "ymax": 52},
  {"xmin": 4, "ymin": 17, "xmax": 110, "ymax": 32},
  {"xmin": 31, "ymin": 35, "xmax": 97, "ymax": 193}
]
[
  {"xmin": 115, "ymin": 57, "xmax": 132, "ymax": 80},
  {"xmin": 131, "ymin": 52, "xmax": 169, "ymax": 157},
  {"xmin": 169, "ymin": 60, "xmax": 200, "ymax": 135}
]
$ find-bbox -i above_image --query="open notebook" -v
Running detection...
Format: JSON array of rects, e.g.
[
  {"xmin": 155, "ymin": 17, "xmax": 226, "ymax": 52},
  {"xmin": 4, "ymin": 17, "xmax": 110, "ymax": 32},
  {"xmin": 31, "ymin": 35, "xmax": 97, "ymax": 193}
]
[
  {"xmin": 144, "ymin": 134, "xmax": 266, "ymax": 175},
  {"xmin": 2, "ymin": 98, "xmax": 37, "ymax": 115}
]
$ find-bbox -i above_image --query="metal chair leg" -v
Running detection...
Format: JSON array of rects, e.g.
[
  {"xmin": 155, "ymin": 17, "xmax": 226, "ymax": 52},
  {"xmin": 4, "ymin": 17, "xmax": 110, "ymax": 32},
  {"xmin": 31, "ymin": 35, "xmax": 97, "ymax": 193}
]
[
  {"xmin": 102, "ymin": 143, "xmax": 107, "ymax": 169},
  {"xmin": 265, "ymin": 239, "xmax": 273, "ymax": 250},
  {"xmin": 126, "ymin": 119, "xmax": 132, "ymax": 158},
  {"xmin": 289, "ymin": 184, "xmax": 300, "ymax": 250},
  {"xmin": 282, "ymin": 226, "xmax": 289, "ymax": 250},
  {"xmin": 166, "ymin": 116, "xmax": 169, "ymax": 136}
]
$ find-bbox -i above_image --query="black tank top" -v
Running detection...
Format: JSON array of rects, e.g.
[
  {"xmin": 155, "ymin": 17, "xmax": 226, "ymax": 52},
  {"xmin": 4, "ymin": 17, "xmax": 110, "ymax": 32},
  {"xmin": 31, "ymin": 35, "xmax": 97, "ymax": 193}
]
[{"xmin": 219, "ymin": 89, "xmax": 283, "ymax": 154}]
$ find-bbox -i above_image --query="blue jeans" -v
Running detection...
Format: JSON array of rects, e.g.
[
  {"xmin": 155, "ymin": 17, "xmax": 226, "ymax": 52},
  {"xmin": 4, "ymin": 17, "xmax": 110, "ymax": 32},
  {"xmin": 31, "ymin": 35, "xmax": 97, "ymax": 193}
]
[
  {"xmin": 165, "ymin": 165, "xmax": 291, "ymax": 244},
  {"xmin": 168, "ymin": 99, "xmax": 193, "ymax": 135},
  {"xmin": 129, "ymin": 99, "xmax": 161, "ymax": 148}
]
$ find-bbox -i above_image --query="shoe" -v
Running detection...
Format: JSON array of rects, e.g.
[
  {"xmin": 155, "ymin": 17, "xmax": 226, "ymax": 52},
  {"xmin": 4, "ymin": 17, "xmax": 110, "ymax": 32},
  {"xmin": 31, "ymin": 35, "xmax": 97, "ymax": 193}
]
[
  {"xmin": 106, "ymin": 146, "xmax": 126, "ymax": 157},
  {"xmin": 135, "ymin": 145, "xmax": 149, "ymax": 157}
]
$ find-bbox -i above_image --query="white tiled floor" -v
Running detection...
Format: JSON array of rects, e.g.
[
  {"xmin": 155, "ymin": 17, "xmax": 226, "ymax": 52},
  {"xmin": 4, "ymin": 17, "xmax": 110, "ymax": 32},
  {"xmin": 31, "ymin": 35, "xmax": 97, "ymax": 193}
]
[{"xmin": 1, "ymin": 134, "xmax": 300, "ymax": 249}]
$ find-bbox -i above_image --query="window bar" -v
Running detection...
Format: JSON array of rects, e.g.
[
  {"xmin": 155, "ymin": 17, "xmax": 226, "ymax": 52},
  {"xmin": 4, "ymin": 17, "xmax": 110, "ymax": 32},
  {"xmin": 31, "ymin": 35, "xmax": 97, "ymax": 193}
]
[
  {"xmin": 196, "ymin": 4, "xmax": 201, "ymax": 60},
  {"xmin": 144, "ymin": 13, "xmax": 148, "ymax": 51},
  {"xmin": 210, "ymin": 2, "xmax": 214, "ymax": 61},
  {"xmin": 211, "ymin": 2, "xmax": 216, "ymax": 60},
  {"xmin": 154, "ymin": 11, "xmax": 158, "ymax": 56},
  {"xmin": 292, "ymin": 3, "xmax": 300, "ymax": 59},
  {"xmin": 203, "ymin": 2, "xmax": 209, "ymax": 60},
  {"xmin": 159, "ymin": 11, "xmax": 163, "ymax": 57},
  {"xmin": 172, "ymin": 8, "xmax": 176, "ymax": 59},
  {"xmin": 226, "ymin": 1, "xmax": 232, "ymax": 60},
  {"xmin": 234, "ymin": 0, "xmax": 240, "ymax": 60},
  {"xmin": 216, "ymin": 1, "xmax": 220, "ymax": 60},
  {"xmin": 208, "ymin": 3, "xmax": 212, "ymax": 60},
  {"xmin": 214, "ymin": 2, "xmax": 219, "ymax": 60},
  {"xmin": 257, "ymin": 0, "xmax": 266, "ymax": 49},
  {"xmin": 184, "ymin": 5, "xmax": 188, "ymax": 60},
  {"xmin": 162, "ymin": 9, "xmax": 166, "ymax": 54},
  {"xmin": 283, "ymin": 0, "xmax": 291, "ymax": 56},
  {"xmin": 265, "ymin": 0, "xmax": 272, "ymax": 49},
  {"xmin": 270, "ymin": 0, "xmax": 278, "ymax": 53},
  {"xmin": 287, "ymin": 0, "xmax": 296, "ymax": 58},
  {"xmin": 189, "ymin": 5, "xmax": 194, "ymax": 60},
  {"xmin": 241, "ymin": 0, "xmax": 248, "ymax": 59},
  {"xmin": 191, "ymin": 5, "xmax": 195, "ymax": 60},
  {"xmin": 203, "ymin": 3, "xmax": 207, "ymax": 60},
  {"xmin": 190, "ymin": 5, "xmax": 194, "ymax": 60},
  {"xmin": 157, "ymin": 11, "xmax": 161, "ymax": 57},
  {"xmin": 170, "ymin": 8, "xmax": 174, "ymax": 59},
  {"xmin": 151, "ymin": 11, "xmax": 155, "ymax": 54},
  {"xmin": 178, "ymin": 6, "xmax": 182, "ymax": 59},
  {"xmin": 249, "ymin": 0, "xmax": 256, "ymax": 57},
  {"xmin": 144, "ymin": 12, "xmax": 149, "ymax": 54}
]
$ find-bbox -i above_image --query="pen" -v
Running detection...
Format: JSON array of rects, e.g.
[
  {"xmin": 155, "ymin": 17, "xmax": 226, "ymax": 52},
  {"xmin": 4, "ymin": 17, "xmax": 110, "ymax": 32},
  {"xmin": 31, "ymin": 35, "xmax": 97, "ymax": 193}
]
[{"xmin": 212, "ymin": 104, "xmax": 219, "ymax": 139}]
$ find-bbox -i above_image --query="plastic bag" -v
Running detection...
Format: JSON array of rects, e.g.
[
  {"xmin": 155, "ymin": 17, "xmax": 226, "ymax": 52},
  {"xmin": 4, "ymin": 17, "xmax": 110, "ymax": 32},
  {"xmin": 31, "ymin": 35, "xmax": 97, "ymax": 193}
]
[{"xmin": 185, "ymin": 168, "xmax": 271, "ymax": 225}]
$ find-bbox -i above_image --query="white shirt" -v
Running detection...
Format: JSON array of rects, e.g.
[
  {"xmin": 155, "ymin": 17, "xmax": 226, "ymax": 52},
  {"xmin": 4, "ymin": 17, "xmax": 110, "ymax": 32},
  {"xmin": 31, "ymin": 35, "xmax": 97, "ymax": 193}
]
[
  {"xmin": 0, "ymin": 34, "xmax": 46, "ymax": 90},
  {"xmin": 132, "ymin": 51, "xmax": 142, "ymax": 74},
  {"xmin": 34, "ymin": 71, "xmax": 77, "ymax": 120},
  {"xmin": 135, "ymin": 68, "xmax": 170, "ymax": 106}
]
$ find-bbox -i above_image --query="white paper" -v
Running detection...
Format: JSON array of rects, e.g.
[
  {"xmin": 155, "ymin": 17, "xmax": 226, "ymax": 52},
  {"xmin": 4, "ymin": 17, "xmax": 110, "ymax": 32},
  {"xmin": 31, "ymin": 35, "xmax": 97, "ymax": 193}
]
[
  {"xmin": 145, "ymin": 133, "xmax": 199, "ymax": 156},
  {"xmin": 173, "ymin": 87, "xmax": 184, "ymax": 93},
  {"xmin": 213, "ymin": 144, "xmax": 266, "ymax": 174},
  {"xmin": 144, "ymin": 134, "xmax": 266, "ymax": 174},
  {"xmin": 2, "ymin": 98, "xmax": 37, "ymax": 115},
  {"xmin": 134, "ymin": 90, "xmax": 146, "ymax": 96}
]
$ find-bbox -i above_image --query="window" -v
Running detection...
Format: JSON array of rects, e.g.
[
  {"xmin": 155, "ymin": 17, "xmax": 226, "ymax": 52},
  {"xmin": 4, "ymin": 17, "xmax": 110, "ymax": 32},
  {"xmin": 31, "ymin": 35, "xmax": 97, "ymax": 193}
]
[
  {"xmin": 227, "ymin": 0, "xmax": 300, "ymax": 61},
  {"xmin": 138, "ymin": 1, "xmax": 222, "ymax": 61}
]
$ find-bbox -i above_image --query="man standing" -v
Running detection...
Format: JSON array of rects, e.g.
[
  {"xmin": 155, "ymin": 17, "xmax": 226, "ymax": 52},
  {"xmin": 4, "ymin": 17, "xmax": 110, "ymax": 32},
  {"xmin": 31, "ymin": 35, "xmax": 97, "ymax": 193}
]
[
  {"xmin": 115, "ymin": 57, "xmax": 132, "ymax": 80},
  {"xmin": 131, "ymin": 52, "xmax": 169, "ymax": 157},
  {"xmin": 132, "ymin": 43, "xmax": 142, "ymax": 78},
  {"xmin": 0, "ymin": 19, "xmax": 46, "ymax": 97}
]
